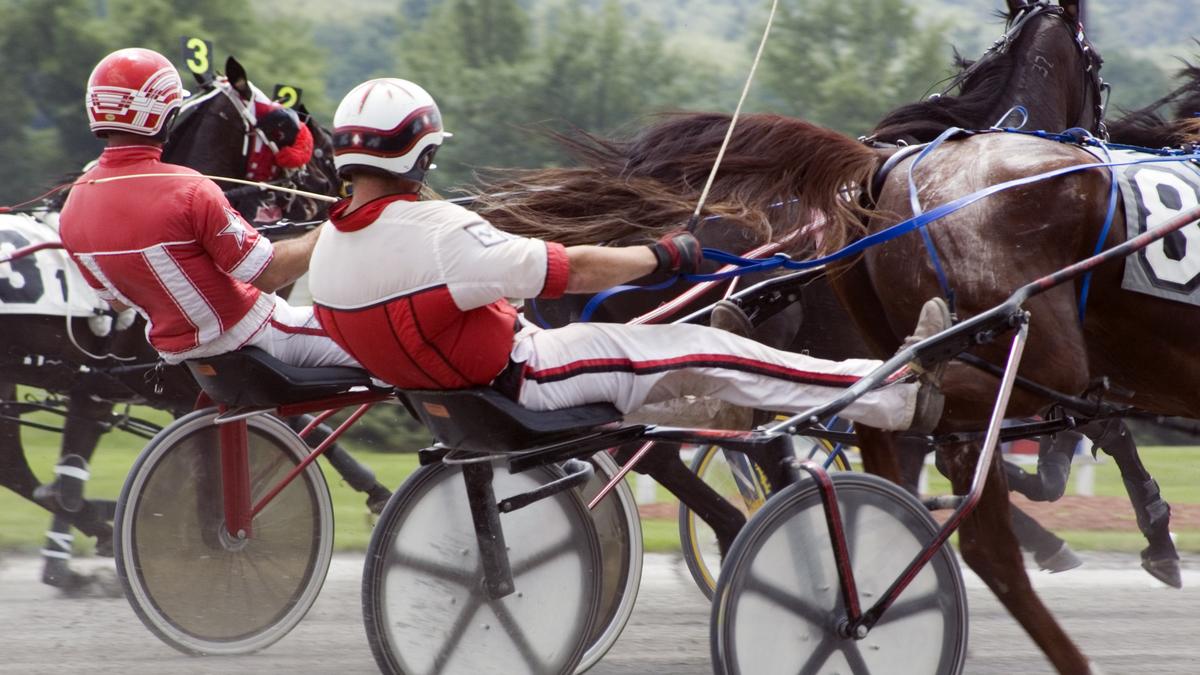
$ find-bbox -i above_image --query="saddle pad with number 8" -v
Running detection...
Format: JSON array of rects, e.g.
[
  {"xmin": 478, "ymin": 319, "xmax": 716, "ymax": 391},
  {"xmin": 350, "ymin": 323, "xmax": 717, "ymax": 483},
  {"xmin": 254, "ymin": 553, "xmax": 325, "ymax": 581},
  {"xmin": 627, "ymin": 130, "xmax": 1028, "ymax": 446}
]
[{"xmin": 1109, "ymin": 148, "xmax": 1200, "ymax": 305}]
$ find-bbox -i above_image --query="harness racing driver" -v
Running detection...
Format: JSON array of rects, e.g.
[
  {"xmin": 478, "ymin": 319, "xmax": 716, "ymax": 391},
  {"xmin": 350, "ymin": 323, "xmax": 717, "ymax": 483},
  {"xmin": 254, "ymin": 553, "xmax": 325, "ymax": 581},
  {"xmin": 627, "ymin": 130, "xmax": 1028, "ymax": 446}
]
[{"xmin": 306, "ymin": 77, "xmax": 952, "ymax": 433}]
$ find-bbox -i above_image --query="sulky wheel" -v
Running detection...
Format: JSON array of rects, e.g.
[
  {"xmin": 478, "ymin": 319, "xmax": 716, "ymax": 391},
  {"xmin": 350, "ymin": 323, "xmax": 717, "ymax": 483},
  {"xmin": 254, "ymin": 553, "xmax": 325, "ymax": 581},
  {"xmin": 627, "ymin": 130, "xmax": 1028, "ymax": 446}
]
[
  {"xmin": 363, "ymin": 460, "xmax": 604, "ymax": 675},
  {"xmin": 679, "ymin": 432, "xmax": 852, "ymax": 599},
  {"xmin": 114, "ymin": 409, "xmax": 334, "ymax": 655},
  {"xmin": 575, "ymin": 451, "xmax": 643, "ymax": 673},
  {"xmin": 711, "ymin": 472, "xmax": 967, "ymax": 675}
]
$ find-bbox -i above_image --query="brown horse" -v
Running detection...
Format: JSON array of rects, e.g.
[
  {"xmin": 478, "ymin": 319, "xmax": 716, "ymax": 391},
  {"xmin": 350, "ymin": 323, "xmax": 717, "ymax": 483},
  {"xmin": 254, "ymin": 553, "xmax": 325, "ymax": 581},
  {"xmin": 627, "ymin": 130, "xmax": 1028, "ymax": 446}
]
[
  {"xmin": 471, "ymin": 2, "xmax": 1176, "ymax": 672},
  {"xmin": 480, "ymin": 0, "xmax": 1126, "ymax": 560}
]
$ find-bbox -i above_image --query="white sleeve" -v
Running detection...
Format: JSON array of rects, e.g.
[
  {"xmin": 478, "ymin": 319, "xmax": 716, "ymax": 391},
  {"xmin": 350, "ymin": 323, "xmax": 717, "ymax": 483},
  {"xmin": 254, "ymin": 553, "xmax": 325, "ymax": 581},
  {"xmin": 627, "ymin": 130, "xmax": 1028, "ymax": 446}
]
[{"xmin": 435, "ymin": 210, "xmax": 556, "ymax": 310}]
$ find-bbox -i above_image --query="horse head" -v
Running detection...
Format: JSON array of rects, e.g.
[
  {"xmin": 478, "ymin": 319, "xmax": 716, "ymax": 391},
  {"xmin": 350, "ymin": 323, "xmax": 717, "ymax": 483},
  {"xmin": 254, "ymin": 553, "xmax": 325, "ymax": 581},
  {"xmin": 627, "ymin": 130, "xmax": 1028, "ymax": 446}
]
[
  {"xmin": 163, "ymin": 56, "xmax": 339, "ymax": 224},
  {"xmin": 871, "ymin": 0, "xmax": 1105, "ymax": 144}
]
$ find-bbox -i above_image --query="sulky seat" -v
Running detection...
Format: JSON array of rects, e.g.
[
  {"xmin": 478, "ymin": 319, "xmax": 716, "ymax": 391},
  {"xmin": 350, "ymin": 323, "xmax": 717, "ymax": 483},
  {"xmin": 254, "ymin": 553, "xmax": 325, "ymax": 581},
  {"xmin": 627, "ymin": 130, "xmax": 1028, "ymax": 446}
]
[
  {"xmin": 186, "ymin": 347, "xmax": 386, "ymax": 408},
  {"xmin": 402, "ymin": 388, "xmax": 622, "ymax": 454}
]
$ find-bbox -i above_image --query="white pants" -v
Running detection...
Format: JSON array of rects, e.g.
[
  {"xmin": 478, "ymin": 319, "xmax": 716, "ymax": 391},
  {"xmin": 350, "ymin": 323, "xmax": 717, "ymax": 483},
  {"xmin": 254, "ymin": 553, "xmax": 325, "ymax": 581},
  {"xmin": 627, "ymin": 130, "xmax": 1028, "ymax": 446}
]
[
  {"xmin": 244, "ymin": 296, "xmax": 359, "ymax": 368},
  {"xmin": 511, "ymin": 322, "xmax": 917, "ymax": 431}
]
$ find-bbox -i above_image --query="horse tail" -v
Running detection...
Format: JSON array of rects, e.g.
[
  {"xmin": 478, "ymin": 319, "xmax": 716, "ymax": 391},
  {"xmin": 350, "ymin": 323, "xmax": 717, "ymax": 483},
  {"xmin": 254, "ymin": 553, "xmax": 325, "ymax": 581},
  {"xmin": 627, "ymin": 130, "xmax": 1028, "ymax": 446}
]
[{"xmin": 474, "ymin": 112, "xmax": 881, "ymax": 255}]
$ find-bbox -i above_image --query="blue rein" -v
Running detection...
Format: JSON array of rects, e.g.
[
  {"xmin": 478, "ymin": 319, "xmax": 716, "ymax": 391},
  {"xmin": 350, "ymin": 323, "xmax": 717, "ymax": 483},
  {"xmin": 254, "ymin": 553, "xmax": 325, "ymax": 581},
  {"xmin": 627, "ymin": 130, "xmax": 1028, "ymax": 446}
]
[{"xmin": 576, "ymin": 129, "xmax": 1200, "ymax": 323}]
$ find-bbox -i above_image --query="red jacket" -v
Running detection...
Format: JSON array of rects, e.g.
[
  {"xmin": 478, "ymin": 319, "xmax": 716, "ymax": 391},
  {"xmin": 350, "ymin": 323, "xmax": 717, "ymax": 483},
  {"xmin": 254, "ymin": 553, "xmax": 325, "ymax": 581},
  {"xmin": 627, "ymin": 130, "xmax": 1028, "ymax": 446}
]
[{"xmin": 59, "ymin": 145, "xmax": 276, "ymax": 362}]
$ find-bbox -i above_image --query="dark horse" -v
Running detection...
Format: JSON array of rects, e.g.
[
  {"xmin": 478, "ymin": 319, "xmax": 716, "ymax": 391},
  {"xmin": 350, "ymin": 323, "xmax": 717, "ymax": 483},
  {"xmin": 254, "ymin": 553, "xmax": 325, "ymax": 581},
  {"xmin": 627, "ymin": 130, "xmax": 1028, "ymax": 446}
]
[
  {"xmin": 0, "ymin": 57, "xmax": 384, "ymax": 595},
  {"xmin": 480, "ymin": 0, "xmax": 1172, "ymax": 576},
  {"xmin": 469, "ymin": 1, "xmax": 1181, "ymax": 671}
]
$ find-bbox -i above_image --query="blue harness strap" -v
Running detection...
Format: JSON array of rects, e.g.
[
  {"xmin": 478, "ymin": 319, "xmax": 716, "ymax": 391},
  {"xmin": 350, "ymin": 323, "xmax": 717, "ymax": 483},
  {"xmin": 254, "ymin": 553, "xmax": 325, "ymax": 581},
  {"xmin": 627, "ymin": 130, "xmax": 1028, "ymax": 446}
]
[
  {"xmin": 1071, "ymin": 130, "xmax": 1120, "ymax": 322},
  {"xmin": 576, "ymin": 144, "xmax": 1200, "ymax": 323},
  {"xmin": 905, "ymin": 126, "xmax": 968, "ymax": 313}
]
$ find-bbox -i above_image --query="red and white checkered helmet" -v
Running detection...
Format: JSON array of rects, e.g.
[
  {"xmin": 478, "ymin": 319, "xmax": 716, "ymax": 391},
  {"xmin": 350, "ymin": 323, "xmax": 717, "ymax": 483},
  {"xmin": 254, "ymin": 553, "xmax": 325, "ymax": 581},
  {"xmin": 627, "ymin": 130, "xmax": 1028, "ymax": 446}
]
[
  {"xmin": 86, "ymin": 48, "xmax": 186, "ymax": 137},
  {"xmin": 332, "ymin": 78, "xmax": 448, "ymax": 180}
]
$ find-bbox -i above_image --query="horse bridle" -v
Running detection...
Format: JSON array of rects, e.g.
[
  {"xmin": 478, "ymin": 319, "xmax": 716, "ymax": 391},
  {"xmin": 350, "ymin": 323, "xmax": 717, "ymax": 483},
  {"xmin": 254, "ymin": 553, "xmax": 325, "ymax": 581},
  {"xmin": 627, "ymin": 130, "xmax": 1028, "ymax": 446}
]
[{"xmin": 939, "ymin": 1, "xmax": 1108, "ymax": 137}]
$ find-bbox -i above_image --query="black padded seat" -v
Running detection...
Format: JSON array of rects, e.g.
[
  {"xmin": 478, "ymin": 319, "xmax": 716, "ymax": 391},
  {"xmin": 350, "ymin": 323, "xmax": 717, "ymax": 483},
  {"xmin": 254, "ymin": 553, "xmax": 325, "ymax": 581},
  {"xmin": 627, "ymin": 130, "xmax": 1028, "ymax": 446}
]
[
  {"xmin": 186, "ymin": 347, "xmax": 385, "ymax": 407},
  {"xmin": 403, "ymin": 388, "xmax": 622, "ymax": 454}
]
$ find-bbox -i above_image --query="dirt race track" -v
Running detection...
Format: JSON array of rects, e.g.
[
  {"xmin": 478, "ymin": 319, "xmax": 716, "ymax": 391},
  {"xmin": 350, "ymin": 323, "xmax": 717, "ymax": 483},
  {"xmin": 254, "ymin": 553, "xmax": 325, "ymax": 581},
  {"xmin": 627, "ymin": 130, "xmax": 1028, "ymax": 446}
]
[{"xmin": 1, "ymin": 552, "xmax": 1198, "ymax": 674}]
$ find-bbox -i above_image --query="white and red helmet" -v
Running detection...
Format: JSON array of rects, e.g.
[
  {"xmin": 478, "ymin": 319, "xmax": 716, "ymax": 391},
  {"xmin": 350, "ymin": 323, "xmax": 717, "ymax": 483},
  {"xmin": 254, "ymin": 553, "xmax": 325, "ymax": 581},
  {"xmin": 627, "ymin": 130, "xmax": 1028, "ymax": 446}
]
[
  {"xmin": 332, "ymin": 78, "xmax": 448, "ymax": 180},
  {"xmin": 86, "ymin": 48, "xmax": 186, "ymax": 137}
]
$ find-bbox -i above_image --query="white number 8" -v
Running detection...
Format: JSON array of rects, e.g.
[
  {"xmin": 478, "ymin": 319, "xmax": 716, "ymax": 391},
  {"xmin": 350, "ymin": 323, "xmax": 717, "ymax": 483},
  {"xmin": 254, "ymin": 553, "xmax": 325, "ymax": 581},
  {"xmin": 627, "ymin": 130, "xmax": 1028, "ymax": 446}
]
[{"xmin": 1135, "ymin": 167, "xmax": 1200, "ymax": 286}]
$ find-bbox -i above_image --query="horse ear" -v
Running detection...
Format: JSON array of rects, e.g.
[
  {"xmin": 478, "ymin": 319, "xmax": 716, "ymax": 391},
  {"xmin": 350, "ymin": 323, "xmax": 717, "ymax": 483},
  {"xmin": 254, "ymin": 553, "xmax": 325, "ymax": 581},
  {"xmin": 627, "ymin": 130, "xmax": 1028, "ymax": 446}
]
[
  {"xmin": 225, "ymin": 56, "xmax": 252, "ymax": 100},
  {"xmin": 293, "ymin": 102, "xmax": 313, "ymax": 125},
  {"xmin": 1059, "ymin": 0, "xmax": 1081, "ymax": 22}
]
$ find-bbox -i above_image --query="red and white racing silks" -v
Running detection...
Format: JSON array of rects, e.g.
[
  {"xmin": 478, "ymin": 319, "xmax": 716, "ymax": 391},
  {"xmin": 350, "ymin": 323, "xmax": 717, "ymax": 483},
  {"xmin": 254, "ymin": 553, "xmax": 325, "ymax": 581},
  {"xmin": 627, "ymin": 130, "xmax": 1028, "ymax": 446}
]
[
  {"xmin": 309, "ymin": 194, "xmax": 568, "ymax": 388},
  {"xmin": 60, "ymin": 145, "xmax": 276, "ymax": 362},
  {"xmin": 309, "ymin": 194, "xmax": 922, "ymax": 431}
]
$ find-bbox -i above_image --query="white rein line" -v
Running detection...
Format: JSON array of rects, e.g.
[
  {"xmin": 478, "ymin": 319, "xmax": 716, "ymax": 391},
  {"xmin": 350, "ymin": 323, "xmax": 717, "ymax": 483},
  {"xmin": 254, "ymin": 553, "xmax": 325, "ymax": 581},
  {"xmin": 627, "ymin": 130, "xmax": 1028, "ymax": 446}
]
[
  {"xmin": 688, "ymin": 0, "xmax": 781, "ymax": 227},
  {"xmin": 78, "ymin": 173, "xmax": 339, "ymax": 203}
]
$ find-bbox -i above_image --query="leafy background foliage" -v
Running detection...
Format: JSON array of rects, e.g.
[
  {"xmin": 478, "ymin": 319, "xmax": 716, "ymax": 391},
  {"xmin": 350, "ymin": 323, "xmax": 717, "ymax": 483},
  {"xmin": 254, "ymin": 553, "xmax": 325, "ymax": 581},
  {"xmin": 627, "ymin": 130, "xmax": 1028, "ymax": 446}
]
[{"xmin": 2, "ymin": 0, "xmax": 1197, "ymax": 202}]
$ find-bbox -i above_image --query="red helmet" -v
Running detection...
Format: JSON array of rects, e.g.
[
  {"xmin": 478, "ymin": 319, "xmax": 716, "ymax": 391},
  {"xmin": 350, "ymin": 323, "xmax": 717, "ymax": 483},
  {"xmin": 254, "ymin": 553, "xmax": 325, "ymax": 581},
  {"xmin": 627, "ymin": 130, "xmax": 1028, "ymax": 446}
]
[{"xmin": 86, "ymin": 48, "xmax": 186, "ymax": 137}]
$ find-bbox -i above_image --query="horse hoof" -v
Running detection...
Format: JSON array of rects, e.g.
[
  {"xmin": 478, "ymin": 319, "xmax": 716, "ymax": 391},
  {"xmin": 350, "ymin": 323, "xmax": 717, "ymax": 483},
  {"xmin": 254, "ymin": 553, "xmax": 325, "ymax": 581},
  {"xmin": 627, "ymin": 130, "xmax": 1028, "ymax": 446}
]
[
  {"xmin": 1140, "ymin": 554, "xmax": 1182, "ymax": 589},
  {"xmin": 43, "ymin": 563, "xmax": 122, "ymax": 599},
  {"xmin": 32, "ymin": 454, "xmax": 90, "ymax": 513},
  {"xmin": 94, "ymin": 532, "xmax": 115, "ymax": 558},
  {"xmin": 366, "ymin": 485, "xmax": 392, "ymax": 515},
  {"xmin": 1035, "ymin": 542, "xmax": 1083, "ymax": 573}
]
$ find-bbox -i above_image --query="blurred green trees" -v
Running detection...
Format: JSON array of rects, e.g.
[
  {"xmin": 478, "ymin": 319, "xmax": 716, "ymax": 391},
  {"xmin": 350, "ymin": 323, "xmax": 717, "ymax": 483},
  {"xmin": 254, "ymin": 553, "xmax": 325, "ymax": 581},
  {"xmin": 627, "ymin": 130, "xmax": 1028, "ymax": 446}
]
[
  {"xmin": 756, "ymin": 0, "xmax": 951, "ymax": 134},
  {"xmin": 4, "ymin": 0, "xmax": 1200, "ymax": 204}
]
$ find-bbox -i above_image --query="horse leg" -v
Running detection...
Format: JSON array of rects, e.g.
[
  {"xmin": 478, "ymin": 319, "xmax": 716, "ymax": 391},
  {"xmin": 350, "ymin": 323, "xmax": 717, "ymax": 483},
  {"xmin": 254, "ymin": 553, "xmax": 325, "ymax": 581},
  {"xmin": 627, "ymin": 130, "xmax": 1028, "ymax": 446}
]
[
  {"xmin": 999, "ymin": 431, "xmax": 1083, "ymax": 571},
  {"xmin": 940, "ymin": 441, "xmax": 1092, "ymax": 674},
  {"xmin": 613, "ymin": 442, "xmax": 747, "ymax": 558},
  {"xmin": 894, "ymin": 434, "xmax": 932, "ymax": 496},
  {"xmin": 34, "ymin": 392, "xmax": 113, "ymax": 511},
  {"xmin": 1079, "ymin": 418, "xmax": 1180, "ymax": 587},
  {"xmin": 1009, "ymin": 503, "xmax": 1082, "ymax": 573},
  {"xmin": 1005, "ymin": 432, "xmax": 1076, "ymax": 502},
  {"xmin": 284, "ymin": 415, "xmax": 391, "ymax": 514},
  {"xmin": 0, "ymin": 382, "xmax": 42, "ymax": 501},
  {"xmin": 854, "ymin": 425, "xmax": 904, "ymax": 484},
  {"xmin": 39, "ymin": 394, "xmax": 119, "ymax": 593}
]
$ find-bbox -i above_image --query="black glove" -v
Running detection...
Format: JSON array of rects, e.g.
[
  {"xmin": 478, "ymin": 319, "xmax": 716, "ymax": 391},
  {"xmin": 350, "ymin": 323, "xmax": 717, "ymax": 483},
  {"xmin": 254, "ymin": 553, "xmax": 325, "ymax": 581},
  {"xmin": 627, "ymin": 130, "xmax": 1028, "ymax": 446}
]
[
  {"xmin": 259, "ymin": 107, "xmax": 301, "ymax": 147},
  {"xmin": 649, "ymin": 232, "xmax": 703, "ymax": 276}
]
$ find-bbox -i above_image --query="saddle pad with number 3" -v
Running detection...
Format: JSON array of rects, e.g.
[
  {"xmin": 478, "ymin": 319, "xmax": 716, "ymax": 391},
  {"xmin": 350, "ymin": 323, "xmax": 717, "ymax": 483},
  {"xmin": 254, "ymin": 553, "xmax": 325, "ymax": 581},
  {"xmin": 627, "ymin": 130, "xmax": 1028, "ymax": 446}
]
[{"xmin": 1109, "ymin": 148, "xmax": 1200, "ymax": 304}]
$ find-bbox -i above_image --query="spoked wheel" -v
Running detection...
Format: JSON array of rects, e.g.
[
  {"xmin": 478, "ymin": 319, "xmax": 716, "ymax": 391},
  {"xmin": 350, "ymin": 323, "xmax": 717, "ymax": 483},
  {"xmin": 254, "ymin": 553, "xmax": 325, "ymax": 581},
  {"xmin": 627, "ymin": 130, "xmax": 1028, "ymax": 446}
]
[
  {"xmin": 576, "ymin": 451, "xmax": 643, "ymax": 673},
  {"xmin": 711, "ymin": 472, "xmax": 967, "ymax": 675},
  {"xmin": 679, "ymin": 433, "xmax": 852, "ymax": 598},
  {"xmin": 364, "ymin": 460, "xmax": 604, "ymax": 675},
  {"xmin": 115, "ymin": 409, "xmax": 333, "ymax": 655}
]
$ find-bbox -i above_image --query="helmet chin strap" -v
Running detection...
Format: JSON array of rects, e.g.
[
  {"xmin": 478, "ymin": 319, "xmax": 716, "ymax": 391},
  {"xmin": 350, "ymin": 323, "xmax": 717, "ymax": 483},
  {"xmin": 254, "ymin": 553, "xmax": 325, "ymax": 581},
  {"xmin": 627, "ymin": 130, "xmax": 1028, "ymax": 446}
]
[{"xmin": 686, "ymin": 0, "xmax": 780, "ymax": 231}]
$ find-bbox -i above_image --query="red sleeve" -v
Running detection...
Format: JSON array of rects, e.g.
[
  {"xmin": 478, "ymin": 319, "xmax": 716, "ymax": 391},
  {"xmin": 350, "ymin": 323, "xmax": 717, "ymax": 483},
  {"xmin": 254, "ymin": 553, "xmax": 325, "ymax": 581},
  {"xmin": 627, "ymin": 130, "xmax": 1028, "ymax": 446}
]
[
  {"xmin": 538, "ymin": 242, "xmax": 570, "ymax": 299},
  {"xmin": 189, "ymin": 179, "xmax": 274, "ymax": 282},
  {"xmin": 275, "ymin": 122, "xmax": 313, "ymax": 169}
]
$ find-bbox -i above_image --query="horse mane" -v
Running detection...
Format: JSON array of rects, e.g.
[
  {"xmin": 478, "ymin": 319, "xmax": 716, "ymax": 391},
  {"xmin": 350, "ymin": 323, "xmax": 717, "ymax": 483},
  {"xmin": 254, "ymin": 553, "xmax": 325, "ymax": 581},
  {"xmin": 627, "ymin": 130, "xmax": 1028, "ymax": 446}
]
[
  {"xmin": 474, "ymin": 112, "xmax": 881, "ymax": 256},
  {"xmin": 870, "ymin": 47, "xmax": 1019, "ymax": 144},
  {"xmin": 1108, "ymin": 61, "xmax": 1200, "ymax": 148}
]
